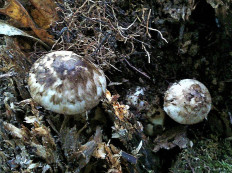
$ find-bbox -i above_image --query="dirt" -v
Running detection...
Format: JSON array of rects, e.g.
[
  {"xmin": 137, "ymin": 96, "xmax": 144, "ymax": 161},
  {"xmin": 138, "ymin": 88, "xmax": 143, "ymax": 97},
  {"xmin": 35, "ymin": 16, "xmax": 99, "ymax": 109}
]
[{"xmin": 0, "ymin": 0, "xmax": 232, "ymax": 172}]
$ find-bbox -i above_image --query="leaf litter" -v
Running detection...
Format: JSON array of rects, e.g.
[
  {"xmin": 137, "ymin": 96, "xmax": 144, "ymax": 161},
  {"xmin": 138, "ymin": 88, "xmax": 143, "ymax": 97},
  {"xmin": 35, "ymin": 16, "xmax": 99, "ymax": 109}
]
[{"xmin": 0, "ymin": 0, "xmax": 232, "ymax": 172}]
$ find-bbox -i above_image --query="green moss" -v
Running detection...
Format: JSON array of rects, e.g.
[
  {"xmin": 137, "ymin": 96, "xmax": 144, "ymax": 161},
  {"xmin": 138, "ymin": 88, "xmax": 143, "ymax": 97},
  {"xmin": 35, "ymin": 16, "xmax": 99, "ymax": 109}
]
[{"xmin": 170, "ymin": 139, "xmax": 232, "ymax": 172}]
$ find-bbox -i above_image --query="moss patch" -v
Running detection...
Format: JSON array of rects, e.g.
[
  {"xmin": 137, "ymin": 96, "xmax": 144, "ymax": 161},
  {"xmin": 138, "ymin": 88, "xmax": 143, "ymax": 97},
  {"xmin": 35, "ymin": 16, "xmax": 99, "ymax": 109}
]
[{"xmin": 171, "ymin": 138, "xmax": 232, "ymax": 172}]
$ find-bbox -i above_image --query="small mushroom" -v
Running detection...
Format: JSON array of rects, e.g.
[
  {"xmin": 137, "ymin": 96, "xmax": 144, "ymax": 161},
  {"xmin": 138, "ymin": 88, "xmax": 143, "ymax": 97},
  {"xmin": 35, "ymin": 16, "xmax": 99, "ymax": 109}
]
[
  {"xmin": 28, "ymin": 51, "xmax": 106, "ymax": 115},
  {"xmin": 125, "ymin": 86, "xmax": 147, "ymax": 111},
  {"xmin": 163, "ymin": 79, "xmax": 212, "ymax": 124}
]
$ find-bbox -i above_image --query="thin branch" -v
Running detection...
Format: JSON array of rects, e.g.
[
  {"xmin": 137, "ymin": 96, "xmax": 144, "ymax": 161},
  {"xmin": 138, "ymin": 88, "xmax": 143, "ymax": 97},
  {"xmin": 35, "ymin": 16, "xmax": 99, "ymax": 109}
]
[
  {"xmin": 124, "ymin": 57, "xmax": 151, "ymax": 79},
  {"xmin": 142, "ymin": 44, "xmax": 151, "ymax": 63},
  {"xmin": 147, "ymin": 26, "xmax": 168, "ymax": 43},
  {"xmin": 146, "ymin": 9, "xmax": 151, "ymax": 38},
  {"xmin": 0, "ymin": 72, "xmax": 16, "ymax": 79}
]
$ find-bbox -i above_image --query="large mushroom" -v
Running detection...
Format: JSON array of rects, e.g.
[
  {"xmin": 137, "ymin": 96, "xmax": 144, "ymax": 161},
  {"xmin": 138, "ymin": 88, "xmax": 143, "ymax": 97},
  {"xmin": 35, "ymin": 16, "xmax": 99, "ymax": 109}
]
[
  {"xmin": 163, "ymin": 79, "xmax": 212, "ymax": 125},
  {"xmin": 28, "ymin": 51, "xmax": 106, "ymax": 115}
]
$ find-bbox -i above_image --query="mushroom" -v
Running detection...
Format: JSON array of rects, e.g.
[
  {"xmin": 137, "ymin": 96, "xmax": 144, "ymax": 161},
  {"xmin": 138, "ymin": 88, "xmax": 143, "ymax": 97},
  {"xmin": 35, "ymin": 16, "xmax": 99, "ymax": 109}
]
[
  {"xmin": 163, "ymin": 79, "xmax": 212, "ymax": 124},
  {"xmin": 125, "ymin": 86, "xmax": 147, "ymax": 111},
  {"xmin": 28, "ymin": 51, "xmax": 106, "ymax": 115}
]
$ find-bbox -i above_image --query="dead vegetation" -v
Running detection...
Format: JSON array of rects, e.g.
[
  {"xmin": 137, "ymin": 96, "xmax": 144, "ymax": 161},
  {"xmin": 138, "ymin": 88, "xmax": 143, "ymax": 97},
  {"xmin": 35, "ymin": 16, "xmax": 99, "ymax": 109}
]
[{"xmin": 0, "ymin": 0, "xmax": 232, "ymax": 172}]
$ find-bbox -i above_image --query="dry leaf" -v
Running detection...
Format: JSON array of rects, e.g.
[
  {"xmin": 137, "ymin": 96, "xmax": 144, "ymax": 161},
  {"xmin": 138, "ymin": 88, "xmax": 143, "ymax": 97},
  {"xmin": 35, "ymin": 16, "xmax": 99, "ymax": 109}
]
[
  {"xmin": 3, "ymin": 120, "xmax": 58, "ymax": 164},
  {"xmin": 0, "ymin": 21, "xmax": 49, "ymax": 47},
  {"xmin": 104, "ymin": 144, "xmax": 122, "ymax": 172},
  {"xmin": 93, "ymin": 142, "xmax": 107, "ymax": 159},
  {"xmin": 3, "ymin": 122, "xmax": 27, "ymax": 139},
  {"xmin": 29, "ymin": 0, "xmax": 59, "ymax": 29},
  {"xmin": 153, "ymin": 126, "xmax": 190, "ymax": 152},
  {"xmin": 113, "ymin": 102, "xmax": 130, "ymax": 121},
  {"xmin": 0, "ymin": 0, "xmax": 54, "ymax": 45},
  {"xmin": 105, "ymin": 90, "xmax": 129, "ymax": 121}
]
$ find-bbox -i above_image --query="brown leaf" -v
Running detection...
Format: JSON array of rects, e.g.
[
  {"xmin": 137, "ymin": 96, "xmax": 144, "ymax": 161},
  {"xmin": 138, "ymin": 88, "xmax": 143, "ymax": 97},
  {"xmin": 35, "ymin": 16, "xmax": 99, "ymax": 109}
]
[
  {"xmin": 0, "ymin": 0, "xmax": 54, "ymax": 45},
  {"xmin": 93, "ymin": 142, "xmax": 107, "ymax": 159},
  {"xmin": 106, "ymin": 90, "xmax": 130, "ymax": 121},
  {"xmin": 153, "ymin": 126, "xmax": 190, "ymax": 152},
  {"xmin": 113, "ymin": 102, "xmax": 129, "ymax": 121},
  {"xmin": 29, "ymin": 0, "xmax": 59, "ymax": 29},
  {"xmin": 106, "ymin": 90, "xmax": 113, "ymax": 102},
  {"xmin": 3, "ymin": 122, "xmax": 31, "ymax": 141},
  {"xmin": 104, "ymin": 144, "xmax": 122, "ymax": 172}
]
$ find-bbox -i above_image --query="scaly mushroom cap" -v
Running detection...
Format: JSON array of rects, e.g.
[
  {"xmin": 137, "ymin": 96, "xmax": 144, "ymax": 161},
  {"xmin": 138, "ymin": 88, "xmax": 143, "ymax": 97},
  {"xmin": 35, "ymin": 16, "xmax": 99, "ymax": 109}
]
[
  {"xmin": 163, "ymin": 79, "xmax": 212, "ymax": 124},
  {"xmin": 28, "ymin": 51, "xmax": 106, "ymax": 115}
]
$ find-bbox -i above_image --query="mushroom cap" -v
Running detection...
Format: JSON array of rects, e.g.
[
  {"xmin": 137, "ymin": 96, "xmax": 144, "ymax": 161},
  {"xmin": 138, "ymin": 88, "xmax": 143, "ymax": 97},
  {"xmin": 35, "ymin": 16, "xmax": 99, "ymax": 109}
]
[
  {"xmin": 163, "ymin": 79, "xmax": 212, "ymax": 124},
  {"xmin": 28, "ymin": 51, "xmax": 106, "ymax": 115}
]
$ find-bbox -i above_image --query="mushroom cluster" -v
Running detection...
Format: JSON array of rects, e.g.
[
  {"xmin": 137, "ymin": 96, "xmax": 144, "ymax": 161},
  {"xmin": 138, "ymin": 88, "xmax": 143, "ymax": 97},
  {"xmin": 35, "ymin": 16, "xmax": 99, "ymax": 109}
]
[
  {"xmin": 28, "ymin": 51, "xmax": 106, "ymax": 115},
  {"xmin": 163, "ymin": 79, "xmax": 212, "ymax": 125}
]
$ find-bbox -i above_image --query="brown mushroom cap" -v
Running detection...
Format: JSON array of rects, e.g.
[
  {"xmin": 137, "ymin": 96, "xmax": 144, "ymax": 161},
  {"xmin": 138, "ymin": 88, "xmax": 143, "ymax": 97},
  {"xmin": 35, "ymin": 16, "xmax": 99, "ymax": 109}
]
[{"xmin": 28, "ymin": 51, "xmax": 106, "ymax": 115}]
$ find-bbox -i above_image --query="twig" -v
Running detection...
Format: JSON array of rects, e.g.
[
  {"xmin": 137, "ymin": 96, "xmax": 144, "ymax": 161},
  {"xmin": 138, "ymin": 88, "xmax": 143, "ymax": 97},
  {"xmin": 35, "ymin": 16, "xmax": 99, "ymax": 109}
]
[
  {"xmin": 95, "ymin": 31, "xmax": 113, "ymax": 54},
  {"xmin": 146, "ymin": 9, "xmax": 151, "ymax": 38},
  {"xmin": 142, "ymin": 44, "xmax": 151, "ymax": 63},
  {"xmin": 108, "ymin": 63, "xmax": 122, "ymax": 72},
  {"xmin": 124, "ymin": 57, "xmax": 150, "ymax": 79},
  {"xmin": 46, "ymin": 118, "xmax": 60, "ymax": 136},
  {"xmin": 141, "ymin": 24, "xmax": 168, "ymax": 43},
  {"xmin": 147, "ymin": 27, "xmax": 168, "ymax": 43},
  {"xmin": 120, "ymin": 18, "xmax": 137, "ymax": 30},
  {"xmin": 132, "ymin": 37, "xmax": 154, "ymax": 48},
  {"xmin": 0, "ymin": 72, "xmax": 16, "ymax": 79}
]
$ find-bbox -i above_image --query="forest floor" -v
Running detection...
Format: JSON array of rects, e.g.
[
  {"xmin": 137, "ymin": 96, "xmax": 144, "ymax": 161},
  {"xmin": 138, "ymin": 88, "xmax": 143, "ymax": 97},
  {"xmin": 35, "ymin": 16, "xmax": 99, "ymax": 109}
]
[{"xmin": 0, "ymin": 0, "xmax": 232, "ymax": 172}]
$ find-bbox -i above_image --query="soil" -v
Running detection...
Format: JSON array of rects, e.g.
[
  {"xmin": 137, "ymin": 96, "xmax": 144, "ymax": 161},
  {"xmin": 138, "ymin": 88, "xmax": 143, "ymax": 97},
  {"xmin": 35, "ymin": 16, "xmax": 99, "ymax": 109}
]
[{"xmin": 0, "ymin": 0, "xmax": 231, "ymax": 172}]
